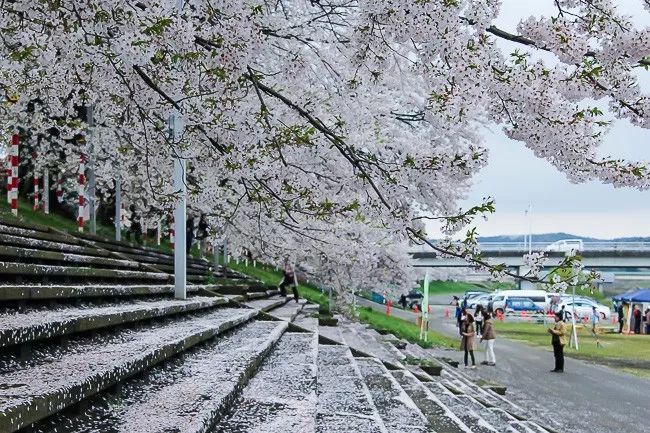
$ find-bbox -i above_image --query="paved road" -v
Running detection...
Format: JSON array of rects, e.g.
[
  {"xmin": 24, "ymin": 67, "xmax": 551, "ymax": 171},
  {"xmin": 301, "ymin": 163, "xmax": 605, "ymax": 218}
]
[{"xmin": 357, "ymin": 297, "xmax": 650, "ymax": 433}]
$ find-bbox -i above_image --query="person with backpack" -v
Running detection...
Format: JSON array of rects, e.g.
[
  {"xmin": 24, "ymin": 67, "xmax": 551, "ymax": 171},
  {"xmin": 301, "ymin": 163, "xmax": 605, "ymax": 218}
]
[
  {"xmin": 480, "ymin": 313, "xmax": 496, "ymax": 366},
  {"xmin": 460, "ymin": 312, "xmax": 477, "ymax": 369}
]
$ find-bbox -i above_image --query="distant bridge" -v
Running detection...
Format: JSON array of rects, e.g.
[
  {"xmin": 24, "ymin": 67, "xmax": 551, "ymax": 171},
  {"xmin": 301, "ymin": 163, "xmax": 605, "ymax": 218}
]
[{"xmin": 410, "ymin": 242, "xmax": 650, "ymax": 270}]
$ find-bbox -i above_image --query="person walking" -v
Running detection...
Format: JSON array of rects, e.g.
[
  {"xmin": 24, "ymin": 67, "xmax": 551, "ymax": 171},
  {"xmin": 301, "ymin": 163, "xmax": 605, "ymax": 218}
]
[
  {"xmin": 590, "ymin": 306, "xmax": 601, "ymax": 347},
  {"xmin": 196, "ymin": 214, "xmax": 209, "ymax": 258},
  {"xmin": 460, "ymin": 312, "xmax": 477, "ymax": 369},
  {"xmin": 278, "ymin": 261, "xmax": 299, "ymax": 303},
  {"xmin": 633, "ymin": 305, "xmax": 642, "ymax": 334},
  {"xmin": 480, "ymin": 313, "xmax": 496, "ymax": 366},
  {"xmin": 617, "ymin": 303, "xmax": 625, "ymax": 334},
  {"xmin": 474, "ymin": 304, "xmax": 484, "ymax": 338},
  {"xmin": 644, "ymin": 308, "xmax": 650, "ymax": 335},
  {"xmin": 548, "ymin": 312, "xmax": 567, "ymax": 373}
]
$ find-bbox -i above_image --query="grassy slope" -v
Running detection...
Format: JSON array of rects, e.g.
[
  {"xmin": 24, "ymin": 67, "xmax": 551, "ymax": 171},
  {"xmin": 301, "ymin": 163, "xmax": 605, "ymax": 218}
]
[{"xmin": 358, "ymin": 306, "xmax": 457, "ymax": 349}]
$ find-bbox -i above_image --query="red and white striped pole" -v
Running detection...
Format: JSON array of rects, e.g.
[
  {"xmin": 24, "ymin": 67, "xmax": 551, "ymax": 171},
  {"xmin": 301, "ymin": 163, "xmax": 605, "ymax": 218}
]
[
  {"xmin": 9, "ymin": 133, "xmax": 19, "ymax": 216},
  {"xmin": 32, "ymin": 152, "xmax": 40, "ymax": 211},
  {"xmin": 56, "ymin": 172, "xmax": 63, "ymax": 203},
  {"xmin": 77, "ymin": 154, "xmax": 86, "ymax": 232}
]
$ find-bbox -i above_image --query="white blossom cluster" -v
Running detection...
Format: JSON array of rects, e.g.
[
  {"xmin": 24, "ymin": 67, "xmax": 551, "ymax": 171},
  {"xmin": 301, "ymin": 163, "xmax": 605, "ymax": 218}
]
[{"xmin": 0, "ymin": 0, "xmax": 648, "ymax": 297}]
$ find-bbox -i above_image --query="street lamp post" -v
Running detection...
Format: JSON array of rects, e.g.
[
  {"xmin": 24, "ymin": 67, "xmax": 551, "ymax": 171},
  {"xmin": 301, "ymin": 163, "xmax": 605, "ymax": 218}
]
[{"xmin": 172, "ymin": 0, "xmax": 187, "ymax": 300}]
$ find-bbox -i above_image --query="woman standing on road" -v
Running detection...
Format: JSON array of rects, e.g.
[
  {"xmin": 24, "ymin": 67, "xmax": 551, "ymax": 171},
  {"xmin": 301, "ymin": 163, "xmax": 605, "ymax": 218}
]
[
  {"xmin": 548, "ymin": 312, "xmax": 567, "ymax": 373},
  {"xmin": 481, "ymin": 313, "xmax": 496, "ymax": 366},
  {"xmin": 461, "ymin": 313, "xmax": 477, "ymax": 369}
]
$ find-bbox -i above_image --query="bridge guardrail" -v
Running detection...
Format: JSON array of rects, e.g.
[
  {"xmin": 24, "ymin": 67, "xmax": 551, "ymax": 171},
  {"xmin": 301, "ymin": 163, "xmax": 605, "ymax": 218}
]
[{"xmin": 411, "ymin": 242, "xmax": 650, "ymax": 253}]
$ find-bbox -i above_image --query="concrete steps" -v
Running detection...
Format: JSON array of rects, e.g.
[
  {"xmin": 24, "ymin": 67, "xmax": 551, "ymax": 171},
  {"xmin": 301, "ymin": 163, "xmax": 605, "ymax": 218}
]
[
  {"xmin": 316, "ymin": 344, "xmax": 385, "ymax": 433},
  {"xmin": 0, "ymin": 307, "xmax": 257, "ymax": 433},
  {"xmin": 0, "ymin": 295, "xmax": 228, "ymax": 347},
  {"xmin": 355, "ymin": 357, "xmax": 428, "ymax": 433},
  {"xmin": 210, "ymin": 331, "xmax": 318, "ymax": 433},
  {"xmin": 390, "ymin": 369, "xmax": 471, "ymax": 433},
  {"xmin": 31, "ymin": 320, "xmax": 288, "ymax": 433}
]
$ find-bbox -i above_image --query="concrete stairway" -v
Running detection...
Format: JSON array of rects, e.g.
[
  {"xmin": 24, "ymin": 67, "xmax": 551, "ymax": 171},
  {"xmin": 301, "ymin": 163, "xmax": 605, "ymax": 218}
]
[{"xmin": 0, "ymin": 216, "xmax": 247, "ymax": 286}]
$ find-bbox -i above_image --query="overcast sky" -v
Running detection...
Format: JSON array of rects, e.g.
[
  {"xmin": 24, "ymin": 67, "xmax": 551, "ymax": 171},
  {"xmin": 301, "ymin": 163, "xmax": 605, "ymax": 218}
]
[{"xmin": 431, "ymin": 0, "xmax": 650, "ymax": 240}]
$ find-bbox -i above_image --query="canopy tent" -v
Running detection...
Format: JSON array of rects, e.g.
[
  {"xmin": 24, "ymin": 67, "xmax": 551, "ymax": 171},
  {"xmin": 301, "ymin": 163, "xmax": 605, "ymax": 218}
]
[{"xmin": 612, "ymin": 289, "xmax": 650, "ymax": 303}]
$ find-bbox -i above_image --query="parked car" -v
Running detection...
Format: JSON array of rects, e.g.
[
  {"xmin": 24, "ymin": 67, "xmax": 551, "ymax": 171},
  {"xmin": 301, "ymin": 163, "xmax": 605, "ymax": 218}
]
[
  {"xmin": 405, "ymin": 290, "xmax": 423, "ymax": 308},
  {"xmin": 545, "ymin": 239, "xmax": 584, "ymax": 253},
  {"xmin": 490, "ymin": 290, "xmax": 552, "ymax": 314},
  {"xmin": 505, "ymin": 297, "xmax": 545, "ymax": 314},
  {"xmin": 467, "ymin": 293, "xmax": 493, "ymax": 309},
  {"xmin": 464, "ymin": 289, "xmax": 488, "ymax": 299},
  {"xmin": 559, "ymin": 298, "xmax": 611, "ymax": 320}
]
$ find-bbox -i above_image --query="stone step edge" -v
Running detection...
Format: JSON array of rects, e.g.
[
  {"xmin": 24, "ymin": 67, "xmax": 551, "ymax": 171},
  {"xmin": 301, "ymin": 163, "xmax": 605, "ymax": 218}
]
[
  {"xmin": 160, "ymin": 321, "xmax": 289, "ymax": 433},
  {"xmin": 390, "ymin": 369, "xmax": 473, "ymax": 433},
  {"xmin": 0, "ymin": 297, "xmax": 229, "ymax": 348},
  {"xmin": 0, "ymin": 308, "xmax": 258, "ymax": 433},
  {"xmin": 0, "ymin": 262, "xmax": 170, "ymax": 280},
  {"xmin": 0, "ymin": 284, "xmax": 207, "ymax": 301},
  {"xmin": 0, "ymin": 245, "xmax": 141, "ymax": 270}
]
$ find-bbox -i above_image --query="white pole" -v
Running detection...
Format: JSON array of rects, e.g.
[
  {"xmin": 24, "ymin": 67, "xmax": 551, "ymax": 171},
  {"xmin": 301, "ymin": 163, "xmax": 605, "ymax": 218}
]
[
  {"xmin": 173, "ymin": 155, "xmax": 187, "ymax": 299},
  {"xmin": 571, "ymin": 282, "xmax": 579, "ymax": 350},
  {"xmin": 421, "ymin": 270, "xmax": 430, "ymax": 341},
  {"xmin": 528, "ymin": 204, "xmax": 533, "ymax": 254},
  {"xmin": 43, "ymin": 168, "xmax": 50, "ymax": 214},
  {"xmin": 114, "ymin": 175, "xmax": 121, "ymax": 241}
]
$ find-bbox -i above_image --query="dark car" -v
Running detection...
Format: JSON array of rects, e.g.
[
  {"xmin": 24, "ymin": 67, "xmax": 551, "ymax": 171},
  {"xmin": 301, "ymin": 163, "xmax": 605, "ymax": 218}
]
[
  {"xmin": 505, "ymin": 297, "xmax": 544, "ymax": 314},
  {"xmin": 405, "ymin": 290, "xmax": 423, "ymax": 309}
]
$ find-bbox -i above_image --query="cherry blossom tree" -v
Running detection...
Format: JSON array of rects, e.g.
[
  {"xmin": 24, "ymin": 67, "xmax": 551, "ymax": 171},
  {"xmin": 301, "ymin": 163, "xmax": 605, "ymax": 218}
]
[{"xmin": 1, "ymin": 0, "xmax": 649, "ymax": 297}]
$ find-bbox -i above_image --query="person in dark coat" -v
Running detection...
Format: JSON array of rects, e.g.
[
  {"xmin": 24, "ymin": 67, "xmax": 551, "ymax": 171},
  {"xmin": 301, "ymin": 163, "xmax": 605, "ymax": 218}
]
[
  {"xmin": 617, "ymin": 303, "xmax": 625, "ymax": 334},
  {"xmin": 460, "ymin": 313, "xmax": 477, "ymax": 368},
  {"xmin": 196, "ymin": 214, "xmax": 209, "ymax": 257},
  {"xmin": 399, "ymin": 294, "xmax": 407, "ymax": 309},
  {"xmin": 125, "ymin": 204, "xmax": 142, "ymax": 244},
  {"xmin": 186, "ymin": 216, "xmax": 195, "ymax": 253},
  {"xmin": 548, "ymin": 312, "xmax": 567, "ymax": 373}
]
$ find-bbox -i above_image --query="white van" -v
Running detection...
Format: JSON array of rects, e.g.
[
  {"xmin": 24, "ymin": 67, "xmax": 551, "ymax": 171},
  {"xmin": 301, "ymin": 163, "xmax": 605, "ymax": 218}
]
[
  {"xmin": 490, "ymin": 290, "xmax": 551, "ymax": 314},
  {"xmin": 545, "ymin": 239, "xmax": 584, "ymax": 253}
]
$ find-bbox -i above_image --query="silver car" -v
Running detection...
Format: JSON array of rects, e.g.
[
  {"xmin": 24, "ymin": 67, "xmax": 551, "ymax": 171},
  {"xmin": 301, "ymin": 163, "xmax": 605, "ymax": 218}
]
[{"xmin": 559, "ymin": 298, "xmax": 611, "ymax": 320}]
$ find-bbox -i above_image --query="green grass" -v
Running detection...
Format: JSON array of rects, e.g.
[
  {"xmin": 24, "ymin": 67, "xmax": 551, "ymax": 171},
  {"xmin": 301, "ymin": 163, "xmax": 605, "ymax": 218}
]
[
  {"xmin": 358, "ymin": 306, "xmax": 457, "ymax": 349},
  {"xmin": 494, "ymin": 321, "xmax": 650, "ymax": 364}
]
